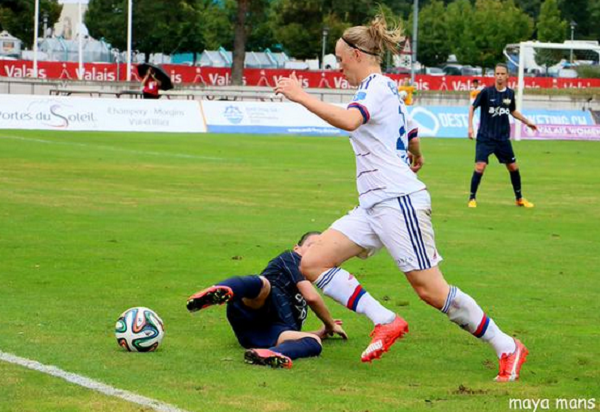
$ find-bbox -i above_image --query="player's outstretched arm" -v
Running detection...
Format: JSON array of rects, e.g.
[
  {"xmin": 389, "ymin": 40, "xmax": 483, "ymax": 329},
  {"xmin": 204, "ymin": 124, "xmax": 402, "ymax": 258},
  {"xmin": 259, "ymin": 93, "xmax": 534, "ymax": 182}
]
[
  {"xmin": 297, "ymin": 280, "xmax": 348, "ymax": 339},
  {"xmin": 274, "ymin": 73, "xmax": 363, "ymax": 132},
  {"xmin": 511, "ymin": 110, "xmax": 537, "ymax": 131}
]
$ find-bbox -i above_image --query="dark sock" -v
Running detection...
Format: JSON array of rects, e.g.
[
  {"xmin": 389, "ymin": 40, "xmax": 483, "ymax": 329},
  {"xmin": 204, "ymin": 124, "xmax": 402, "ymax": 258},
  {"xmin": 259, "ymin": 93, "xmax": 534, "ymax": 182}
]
[
  {"xmin": 470, "ymin": 171, "xmax": 483, "ymax": 199},
  {"xmin": 217, "ymin": 275, "xmax": 263, "ymax": 300},
  {"xmin": 510, "ymin": 170, "xmax": 522, "ymax": 200},
  {"xmin": 269, "ymin": 337, "xmax": 322, "ymax": 360}
]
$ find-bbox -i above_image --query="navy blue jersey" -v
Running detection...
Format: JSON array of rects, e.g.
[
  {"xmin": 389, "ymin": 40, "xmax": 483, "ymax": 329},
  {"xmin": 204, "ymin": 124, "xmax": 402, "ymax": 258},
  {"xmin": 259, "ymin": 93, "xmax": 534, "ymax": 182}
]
[
  {"xmin": 260, "ymin": 251, "xmax": 308, "ymax": 329},
  {"xmin": 472, "ymin": 86, "xmax": 516, "ymax": 141}
]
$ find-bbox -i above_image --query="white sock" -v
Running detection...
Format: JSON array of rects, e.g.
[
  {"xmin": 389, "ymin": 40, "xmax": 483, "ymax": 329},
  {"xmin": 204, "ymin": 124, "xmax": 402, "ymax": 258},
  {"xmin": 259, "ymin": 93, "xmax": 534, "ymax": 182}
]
[
  {"xmin": 314, "ymin": 267, "xmax": 396, "ymax": 325},
  {"xmin": 442, "ymin": 286, "xmax": 516, "ymax": 358}
]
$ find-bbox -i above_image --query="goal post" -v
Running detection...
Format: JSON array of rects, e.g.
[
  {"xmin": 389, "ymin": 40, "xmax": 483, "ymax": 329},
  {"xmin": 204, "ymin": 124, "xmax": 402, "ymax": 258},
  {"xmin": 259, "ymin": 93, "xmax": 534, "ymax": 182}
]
[{"xmin": 513, "ymin": 41, "xmax": 600, "ymax": 140}]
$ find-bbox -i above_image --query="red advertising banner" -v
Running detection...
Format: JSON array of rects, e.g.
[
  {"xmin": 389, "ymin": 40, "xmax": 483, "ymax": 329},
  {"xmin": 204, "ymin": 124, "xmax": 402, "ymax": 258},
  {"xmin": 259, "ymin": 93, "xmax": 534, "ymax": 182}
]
[{"xmin": 2, "ymin": 60, "xmax": 600, "ymax": 90}]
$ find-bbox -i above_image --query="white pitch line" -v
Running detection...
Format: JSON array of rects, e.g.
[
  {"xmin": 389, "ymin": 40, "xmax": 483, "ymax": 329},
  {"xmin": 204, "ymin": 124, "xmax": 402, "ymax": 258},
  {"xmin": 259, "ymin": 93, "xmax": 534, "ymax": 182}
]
[
  {"xmin": 0, "ymin": 133, "xmax": 228, "ymax": 162},
  {"xmin": 0, "ymin": 350, "xmax": 191, "ymax": 412}
]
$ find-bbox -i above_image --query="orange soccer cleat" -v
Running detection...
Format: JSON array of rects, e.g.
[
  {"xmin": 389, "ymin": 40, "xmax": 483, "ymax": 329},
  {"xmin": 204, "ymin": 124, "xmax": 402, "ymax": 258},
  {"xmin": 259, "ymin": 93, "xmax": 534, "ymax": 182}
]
[
  {"xmin": 244, "ymin": 349, "xmax": 293, "ymax": 369},
  {"xmin": 516, "ymin": 198, "xmax": 534, "ymax": 208},
  {"xmin": 186, "ymin": 285, "xmax": 233, "ymax": 313},
  {"xmin": 361, "ymin": 316, "xmax": 409, "ymax": 363},
  {"xmin": 495, "ymin": 339, "xmax": 529, "ymax": 382}
]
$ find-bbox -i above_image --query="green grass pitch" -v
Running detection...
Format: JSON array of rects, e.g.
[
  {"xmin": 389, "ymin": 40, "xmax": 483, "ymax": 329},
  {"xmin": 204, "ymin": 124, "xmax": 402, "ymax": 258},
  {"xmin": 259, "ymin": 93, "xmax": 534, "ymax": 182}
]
[{"xmin": 0, "ymin": 130, "xmax": 598, "ymax": 412}]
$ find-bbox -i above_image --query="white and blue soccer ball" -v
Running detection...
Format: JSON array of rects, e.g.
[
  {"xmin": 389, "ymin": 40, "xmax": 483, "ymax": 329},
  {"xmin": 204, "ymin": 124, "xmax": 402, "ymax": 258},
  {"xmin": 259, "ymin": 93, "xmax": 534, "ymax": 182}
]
[{"xmin": 115, "ymin": 307, "xmax": 165, "ymax": 352}]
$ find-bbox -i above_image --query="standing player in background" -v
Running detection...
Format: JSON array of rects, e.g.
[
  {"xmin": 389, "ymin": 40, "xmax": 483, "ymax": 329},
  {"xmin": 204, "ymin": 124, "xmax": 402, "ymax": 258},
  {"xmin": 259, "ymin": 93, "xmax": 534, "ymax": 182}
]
[
  {"xmin": 275, "ymin": 15, "xmax": 528, "ymax": 381},
  {"xmin": 467, "ymin": 64, "xmax": 537, "ymax": 208},
  {"xmin": 186, "ymin": 232, "xmax": 347, "ymax": 369}
]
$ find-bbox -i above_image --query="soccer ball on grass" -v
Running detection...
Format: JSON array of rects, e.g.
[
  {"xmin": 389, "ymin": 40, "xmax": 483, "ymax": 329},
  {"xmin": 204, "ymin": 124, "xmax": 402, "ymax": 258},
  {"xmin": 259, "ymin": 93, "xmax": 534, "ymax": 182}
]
[{"xmin": 115, "ymin": 307, "xmax": 165, "ymax": 352}]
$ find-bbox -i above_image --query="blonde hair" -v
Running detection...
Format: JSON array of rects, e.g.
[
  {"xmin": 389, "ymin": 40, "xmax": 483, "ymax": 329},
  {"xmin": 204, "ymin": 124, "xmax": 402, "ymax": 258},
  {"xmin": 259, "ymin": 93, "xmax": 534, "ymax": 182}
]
[{"xmin": 342, "ymin": 15, "xmax": 404, "ymax": 62}]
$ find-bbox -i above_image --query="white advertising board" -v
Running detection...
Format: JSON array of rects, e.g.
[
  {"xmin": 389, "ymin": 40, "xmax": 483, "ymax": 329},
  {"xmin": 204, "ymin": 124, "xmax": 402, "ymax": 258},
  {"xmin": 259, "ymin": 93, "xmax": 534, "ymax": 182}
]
[
  {"xmin": 0, "ymin": 95, "xmax": 206, "ymax": 133},
  {"xmin": 201, "ymin": 100, "xmax": 346, "ymax": 136}
]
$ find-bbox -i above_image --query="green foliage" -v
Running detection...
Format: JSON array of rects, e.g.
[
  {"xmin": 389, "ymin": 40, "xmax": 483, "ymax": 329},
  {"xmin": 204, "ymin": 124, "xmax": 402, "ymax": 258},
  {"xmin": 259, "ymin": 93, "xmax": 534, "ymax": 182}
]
[
  {"xmin": 270, "ymin": 0, "xmax": 345, "ymax": 60},
  {"xmin": 558, "ymin": 0, "xmax": 590, "ymax": 41},
  {"xmin": 17, "ymin": 0, "xmax": 596, "ymax": 65},
  {"xmin": 588, "ymin": 0, "xmax": 600, "ymax": 42},
  {"xmin": 241, "ymin": 0, "xmax": 278, "ymax": 52},
  {"xmin": 411, "ymin": 0, "xmax": 451, "ymax": 67},
  {"xmin": 470, "ymin": 0, "xmax": 533, "ymax": 69},
  {"xmin": 408, "ymin": 0, "xmax": 533, "ymax": 69},
  {"xmin": 85, "ymin": 0, "xmax": 232, "ymax": 57},
  {"xmin": 537, "ymin": 0, "xmax": 567, "ymax": 42},
  {"xmin": 575, "ymin": 65, "xmax": 600, "ymax": 78},
  {"xmin": 202, "ymin": 0, "xmax": 236, "ymax": 50},
  {"xmin": 445, "ymin": 0, "xmax": 478, "ymax": 65},
  {"xmin": 0, "ymin": 0, "xmax": 62, "ymax": 48},
  {"xmin": 535, "ymin": 0, "xmax": 567, "ymax": 69},
  {"xmin": 514, "ymin": 0, "xmax": 542, "ymax": 18},
  {"xmin": 270, "ymin": 0, "xmax": 412, "ymax": 60},
  {"xmin": 176, "ymin": 0, "xmax": 233, "ymax": 56}
]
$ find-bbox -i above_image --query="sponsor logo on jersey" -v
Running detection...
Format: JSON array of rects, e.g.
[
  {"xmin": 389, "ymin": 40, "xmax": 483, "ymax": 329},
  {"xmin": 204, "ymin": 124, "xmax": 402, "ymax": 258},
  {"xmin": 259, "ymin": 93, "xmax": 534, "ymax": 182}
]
[{"xmin": 489, "ymin": 107, "xmax": 511, "ymax": 117}]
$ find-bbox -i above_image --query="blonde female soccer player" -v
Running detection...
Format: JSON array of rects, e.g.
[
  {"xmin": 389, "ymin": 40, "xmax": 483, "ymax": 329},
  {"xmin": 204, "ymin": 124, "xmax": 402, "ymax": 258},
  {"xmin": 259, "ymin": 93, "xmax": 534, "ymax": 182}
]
[{"xmin": 274, "ymin": 15, "xmax": 528, "ymax": 381}]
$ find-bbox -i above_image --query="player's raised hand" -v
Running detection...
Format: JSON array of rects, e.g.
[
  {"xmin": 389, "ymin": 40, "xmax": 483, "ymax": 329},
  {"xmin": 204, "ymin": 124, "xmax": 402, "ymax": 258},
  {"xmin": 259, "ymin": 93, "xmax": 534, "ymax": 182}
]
[{"xmin": 274, "ymin": 72, "xmax": 306, "ymax": 103}]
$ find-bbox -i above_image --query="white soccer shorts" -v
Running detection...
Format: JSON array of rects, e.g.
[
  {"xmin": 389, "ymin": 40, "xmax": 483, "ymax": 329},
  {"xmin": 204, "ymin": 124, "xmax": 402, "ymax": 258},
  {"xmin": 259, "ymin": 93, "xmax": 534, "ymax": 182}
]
[{"xmin": 330, "ymin": 190, "xmax": 443, "ymax": 273}]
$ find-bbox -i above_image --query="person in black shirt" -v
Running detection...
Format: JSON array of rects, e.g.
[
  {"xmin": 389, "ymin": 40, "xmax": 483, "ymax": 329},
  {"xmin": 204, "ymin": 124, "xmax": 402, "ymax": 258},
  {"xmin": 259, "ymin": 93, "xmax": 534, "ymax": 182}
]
[
  {"xmin": 467, "ymin": 63, "xmax": 537, "ymax": 208},
  {"xmin": 186, "ymin": 232, "xmax": 347, "ymax": 369}
]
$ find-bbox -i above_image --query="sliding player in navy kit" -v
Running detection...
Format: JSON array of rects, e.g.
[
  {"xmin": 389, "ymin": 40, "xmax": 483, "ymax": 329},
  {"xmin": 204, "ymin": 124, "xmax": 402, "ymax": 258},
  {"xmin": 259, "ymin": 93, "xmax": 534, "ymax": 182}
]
[{"xmin": 186, "ymin": 232, "xmax": 347, "ymax": 369}]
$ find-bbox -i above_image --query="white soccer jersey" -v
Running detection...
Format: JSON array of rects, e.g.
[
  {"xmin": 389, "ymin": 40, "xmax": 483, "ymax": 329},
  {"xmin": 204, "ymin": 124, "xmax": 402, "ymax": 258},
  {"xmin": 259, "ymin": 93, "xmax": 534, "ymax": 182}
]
[{"xmin": 347, "ymin": 73, "xmax": 426, "ymax": 209}]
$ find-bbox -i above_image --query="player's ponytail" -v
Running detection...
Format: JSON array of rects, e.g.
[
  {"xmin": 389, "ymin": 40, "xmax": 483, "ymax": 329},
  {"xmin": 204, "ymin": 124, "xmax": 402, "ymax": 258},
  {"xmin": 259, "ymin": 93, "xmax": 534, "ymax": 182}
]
[
  {"xmin": 369, "ymin": 15, "xmax": 404, "ymax": 56},
  {"xmin": 342, "ymin": 14, "xmax": 404, "ymax": 63}
]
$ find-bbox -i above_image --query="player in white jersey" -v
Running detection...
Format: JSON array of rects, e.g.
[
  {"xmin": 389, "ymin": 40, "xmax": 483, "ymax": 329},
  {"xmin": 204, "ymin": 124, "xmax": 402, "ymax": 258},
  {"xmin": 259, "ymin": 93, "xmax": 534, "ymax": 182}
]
[
  {"xmin": 347, "ymin": 73, "xmax": 425, "ymax": 209},
  {"xmin": 275, "ymin": 15, "xmax": 528, "ymax": 381}
]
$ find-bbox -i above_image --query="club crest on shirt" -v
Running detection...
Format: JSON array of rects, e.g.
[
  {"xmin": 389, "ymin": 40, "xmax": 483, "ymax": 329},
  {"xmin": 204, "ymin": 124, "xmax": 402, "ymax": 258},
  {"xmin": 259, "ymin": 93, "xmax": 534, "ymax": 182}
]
[{"xmin": 503, "ymin": 98, "xmax": 512, "ymax": 106}]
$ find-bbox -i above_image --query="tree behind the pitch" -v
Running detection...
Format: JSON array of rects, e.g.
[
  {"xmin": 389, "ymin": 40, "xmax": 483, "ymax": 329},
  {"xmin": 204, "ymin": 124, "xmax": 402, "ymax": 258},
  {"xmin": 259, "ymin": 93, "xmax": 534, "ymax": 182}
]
[
  {"xmin": 231, "ymin": 0, "xmax": 271, "ymax": 85},
  {"xmin": 86, "ymin": 0, "xmax": 231, "ymax": 62},
  {"xmin": 535, "ymin": 0, "xmax": 567, "ymax": 72},
  {"xmin": 0, "ymin": 0, "xmax": 62, "ymax": 49},
  {"xmin": 231, "ymin": 0, "xmax": 248, "ymax": 85},
  {"xmin": 407, "ymin": 0, "xmax": 450, "ymax": 67},
  {"xmin": 445, "ymin": 0, "xmax": 478, "ymax": 66},
  {"xmin": 470, "ymin": 0, "xmax": 533, "ymax": 69}
]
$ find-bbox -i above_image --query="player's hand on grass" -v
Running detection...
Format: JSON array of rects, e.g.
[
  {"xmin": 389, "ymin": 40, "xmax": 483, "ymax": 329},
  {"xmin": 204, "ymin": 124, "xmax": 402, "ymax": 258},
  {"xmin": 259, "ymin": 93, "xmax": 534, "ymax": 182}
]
[
  {"xmin": 316, "ymin": 319, "xmax": 347, "ymax": 340},
  {"xmin": 326, "ymin": 319, "xmax": 348, "ymax": 340},
  {"xmin": 274, "ymin": 72, "xmax": 306, "ymax": 103}
]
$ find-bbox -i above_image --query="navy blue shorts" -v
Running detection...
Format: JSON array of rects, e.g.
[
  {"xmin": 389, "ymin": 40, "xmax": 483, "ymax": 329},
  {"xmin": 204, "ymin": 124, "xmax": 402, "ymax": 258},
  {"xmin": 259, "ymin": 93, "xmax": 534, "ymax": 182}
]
[
  {"xmin": 475, "ymin": 139, "xmax": 516, "ymax": 164},
  {"xmin": 226, "ymin": 288, "xmax": 299, "ymax": 349}
]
